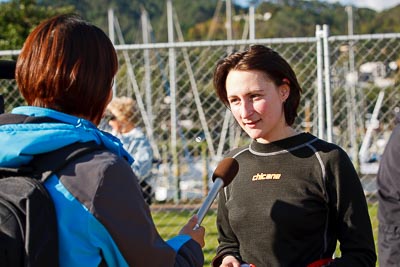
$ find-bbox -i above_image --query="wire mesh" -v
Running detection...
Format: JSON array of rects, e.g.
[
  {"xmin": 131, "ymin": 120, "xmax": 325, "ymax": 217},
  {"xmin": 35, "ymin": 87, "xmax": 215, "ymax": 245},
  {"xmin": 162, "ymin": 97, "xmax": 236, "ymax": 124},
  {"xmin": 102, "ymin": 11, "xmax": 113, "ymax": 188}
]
[{"xmin": 1, "ymin": 32, "xmax": 399, "ymax": 265}]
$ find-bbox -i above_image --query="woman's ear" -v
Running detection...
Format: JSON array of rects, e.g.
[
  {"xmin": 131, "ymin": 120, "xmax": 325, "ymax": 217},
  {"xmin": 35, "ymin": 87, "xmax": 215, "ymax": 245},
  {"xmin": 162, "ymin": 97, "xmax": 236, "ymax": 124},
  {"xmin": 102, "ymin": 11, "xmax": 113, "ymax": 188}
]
[{"xmin": 279, "ymin": 79, "xmax": 290, "ymax": 102}]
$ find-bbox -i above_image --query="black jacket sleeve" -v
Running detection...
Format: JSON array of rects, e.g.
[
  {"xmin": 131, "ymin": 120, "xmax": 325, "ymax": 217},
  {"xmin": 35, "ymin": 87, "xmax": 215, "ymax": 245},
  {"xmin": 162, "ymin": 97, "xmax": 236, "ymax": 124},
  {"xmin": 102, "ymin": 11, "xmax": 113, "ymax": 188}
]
[{"xmin": 92, "ymin": 153, "xmax": 204, "ymax": 267}]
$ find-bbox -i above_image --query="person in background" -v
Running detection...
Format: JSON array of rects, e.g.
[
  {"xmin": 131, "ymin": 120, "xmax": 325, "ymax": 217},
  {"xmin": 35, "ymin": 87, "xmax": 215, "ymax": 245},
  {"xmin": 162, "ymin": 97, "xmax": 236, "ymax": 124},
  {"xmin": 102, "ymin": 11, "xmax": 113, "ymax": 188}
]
[
  {"xmin": 107, "ymin": 96, "xmax": 154, "ymax": 205},
  {"xmin": 377, "ymin": 112, "xmax": 400, "ymax": 267},
  {"xmin": 0, "ymin": 13, "xmax": 204, "ymax": 267},
  {"xmin": 211, "ymin": 45, "xmax": 376, "ymax": 267}
]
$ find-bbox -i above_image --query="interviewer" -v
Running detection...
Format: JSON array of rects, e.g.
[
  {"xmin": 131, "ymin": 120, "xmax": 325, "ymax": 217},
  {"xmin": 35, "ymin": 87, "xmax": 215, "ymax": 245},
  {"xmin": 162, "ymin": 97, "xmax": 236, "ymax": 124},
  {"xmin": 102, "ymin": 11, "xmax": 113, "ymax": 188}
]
[{"xmin": 0, "ymin": 13, "xmax": 204, "ymax": 267}]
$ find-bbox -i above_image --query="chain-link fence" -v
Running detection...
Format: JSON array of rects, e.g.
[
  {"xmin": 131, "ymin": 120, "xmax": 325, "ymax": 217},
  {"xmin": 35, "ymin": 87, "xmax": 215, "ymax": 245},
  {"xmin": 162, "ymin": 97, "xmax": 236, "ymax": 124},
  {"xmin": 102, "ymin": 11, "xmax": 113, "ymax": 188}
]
[{"xmin": 1, "ymin": 27, "xmax": 399, "ymax": 265}]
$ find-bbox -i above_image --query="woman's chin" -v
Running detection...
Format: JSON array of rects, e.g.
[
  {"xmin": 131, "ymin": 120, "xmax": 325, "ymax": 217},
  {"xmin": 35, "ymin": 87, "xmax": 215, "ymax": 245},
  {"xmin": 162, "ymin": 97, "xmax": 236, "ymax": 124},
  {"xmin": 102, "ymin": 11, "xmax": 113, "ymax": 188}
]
[{"xmin": 245, "ymin": 130, "xmax": 263, "ymax": 140}]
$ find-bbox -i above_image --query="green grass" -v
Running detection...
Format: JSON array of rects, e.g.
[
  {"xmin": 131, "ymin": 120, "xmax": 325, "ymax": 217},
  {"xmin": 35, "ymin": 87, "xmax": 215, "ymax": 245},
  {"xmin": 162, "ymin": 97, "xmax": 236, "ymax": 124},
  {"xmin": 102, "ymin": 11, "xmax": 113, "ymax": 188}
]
[
  {"xmin": 152, "ymin": 209, "xmax": 218, "ymax": 265},
  {"xmin": 152, "ymin": 204, "xmax": 379, "ymax": 266}
]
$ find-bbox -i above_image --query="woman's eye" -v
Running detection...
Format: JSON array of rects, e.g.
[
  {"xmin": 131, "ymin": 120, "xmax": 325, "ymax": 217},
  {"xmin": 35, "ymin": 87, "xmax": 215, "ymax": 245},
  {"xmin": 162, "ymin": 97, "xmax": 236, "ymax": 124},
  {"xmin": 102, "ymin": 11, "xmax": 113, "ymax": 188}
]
[{"xmin": 229, "ymin": 98, "xmax": 239, "ymax": 104}]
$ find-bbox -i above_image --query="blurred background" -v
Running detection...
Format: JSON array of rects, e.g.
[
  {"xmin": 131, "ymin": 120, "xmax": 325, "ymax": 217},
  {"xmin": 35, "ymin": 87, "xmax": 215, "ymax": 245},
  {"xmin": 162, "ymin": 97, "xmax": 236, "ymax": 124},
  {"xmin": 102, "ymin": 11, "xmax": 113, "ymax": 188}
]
[{"xmin": 1, "ymin": 0, "xmax": 400, "ymax": 265}]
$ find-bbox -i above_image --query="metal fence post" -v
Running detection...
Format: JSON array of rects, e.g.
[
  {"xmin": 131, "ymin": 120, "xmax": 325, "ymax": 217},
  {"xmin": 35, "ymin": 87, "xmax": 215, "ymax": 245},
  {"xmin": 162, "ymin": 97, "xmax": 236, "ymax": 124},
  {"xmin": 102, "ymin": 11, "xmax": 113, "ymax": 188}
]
[
  {"xmin": 316, "ymin": 25, "xmax": 325, "ymax": 140},
  {"xmin": 167, "ymin": 0, "xmax": 180, "ymax": 202},
  {"xmin": 323, "ymin": 25, "xmax": 333, "ymax": 143}
]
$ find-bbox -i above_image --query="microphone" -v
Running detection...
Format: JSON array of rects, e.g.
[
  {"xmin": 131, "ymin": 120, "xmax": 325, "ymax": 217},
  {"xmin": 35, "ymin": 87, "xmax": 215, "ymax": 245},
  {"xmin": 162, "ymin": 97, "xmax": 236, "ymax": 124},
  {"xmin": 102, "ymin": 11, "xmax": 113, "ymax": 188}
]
[
  {"xmin": 194, "ymin": 157, "xmax": 239, "ymax": 229},
  {"xmin": 0, "ymin": 60, "xmax": 16, "ymax": 79}
]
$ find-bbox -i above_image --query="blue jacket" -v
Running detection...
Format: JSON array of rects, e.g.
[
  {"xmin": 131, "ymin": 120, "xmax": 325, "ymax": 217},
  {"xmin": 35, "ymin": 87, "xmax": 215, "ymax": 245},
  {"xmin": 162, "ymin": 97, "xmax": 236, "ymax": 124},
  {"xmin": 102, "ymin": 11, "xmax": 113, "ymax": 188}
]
[{"xmin": 0, "ymin": 106, "xmax": 204, "ymax": 267}]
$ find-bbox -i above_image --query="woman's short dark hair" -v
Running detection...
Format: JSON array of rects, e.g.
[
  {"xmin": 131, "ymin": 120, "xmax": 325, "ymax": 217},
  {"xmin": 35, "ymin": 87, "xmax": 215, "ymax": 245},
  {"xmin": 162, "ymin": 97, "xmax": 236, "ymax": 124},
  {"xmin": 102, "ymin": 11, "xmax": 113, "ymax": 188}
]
[
  {"xmin": 16, "ymin": 14, "xmax": 118, "ymax": 124},
  {"xmin": 213, "ymin": 45, "xmax": 302, "ymax": 126}
]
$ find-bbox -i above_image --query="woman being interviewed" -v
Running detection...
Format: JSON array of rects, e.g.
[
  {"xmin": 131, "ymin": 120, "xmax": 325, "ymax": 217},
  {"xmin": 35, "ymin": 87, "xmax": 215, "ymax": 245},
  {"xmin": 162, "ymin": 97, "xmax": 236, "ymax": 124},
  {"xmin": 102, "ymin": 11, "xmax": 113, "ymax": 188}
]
[
  {"xmin": 0, "ymin": 14, "xmax": 204, "ymax": 267},
  {"xmin": 211, "ymin": 45, "xmax": 376, "ymax": 267}
]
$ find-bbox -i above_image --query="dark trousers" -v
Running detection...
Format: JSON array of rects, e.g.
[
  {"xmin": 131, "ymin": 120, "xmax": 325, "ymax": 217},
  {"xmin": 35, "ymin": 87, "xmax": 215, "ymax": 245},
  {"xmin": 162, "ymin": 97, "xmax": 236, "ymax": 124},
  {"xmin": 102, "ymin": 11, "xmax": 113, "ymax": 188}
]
[{"xmin": 379, "ymin": 223, "xmax": 400, "ymax": 266}]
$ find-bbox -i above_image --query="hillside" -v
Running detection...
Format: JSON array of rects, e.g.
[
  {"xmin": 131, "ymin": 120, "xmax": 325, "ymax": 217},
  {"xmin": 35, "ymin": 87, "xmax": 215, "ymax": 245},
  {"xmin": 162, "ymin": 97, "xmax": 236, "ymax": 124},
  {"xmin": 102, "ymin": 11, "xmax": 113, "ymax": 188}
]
[
  {"xmin": 36, "ymin": 0, "xmax": 400, "ymax": 42},
  {"xmin": 1, "ymin": 0, "xmax": 400, "ymax": 50}
]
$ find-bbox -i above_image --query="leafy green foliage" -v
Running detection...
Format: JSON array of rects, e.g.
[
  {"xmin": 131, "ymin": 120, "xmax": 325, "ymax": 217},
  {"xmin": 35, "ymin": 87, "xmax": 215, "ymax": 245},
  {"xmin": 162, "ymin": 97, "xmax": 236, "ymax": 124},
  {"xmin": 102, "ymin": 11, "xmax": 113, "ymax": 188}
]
[
  {"xmin": 1, "ymin": 0, "xmax": 400, "ymax": 48},
  {"xmin": 0, "ymin": 0, "xmax": 74, "ymax": 50}
]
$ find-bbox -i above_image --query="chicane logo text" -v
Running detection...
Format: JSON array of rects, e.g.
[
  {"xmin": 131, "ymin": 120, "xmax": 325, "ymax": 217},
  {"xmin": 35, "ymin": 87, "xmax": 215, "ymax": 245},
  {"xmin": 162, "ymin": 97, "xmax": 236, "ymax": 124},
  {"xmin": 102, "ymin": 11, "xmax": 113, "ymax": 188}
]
[{"xmin": 252, "ymin": 173, "xmax": 281, "ymax": 181}]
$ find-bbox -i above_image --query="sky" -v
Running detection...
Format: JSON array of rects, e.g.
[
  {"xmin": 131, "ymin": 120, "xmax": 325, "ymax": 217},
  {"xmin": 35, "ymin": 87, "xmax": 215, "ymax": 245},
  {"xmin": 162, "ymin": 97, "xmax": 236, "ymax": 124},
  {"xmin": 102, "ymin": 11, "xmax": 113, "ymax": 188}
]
[
  {"xmin": 322, "ymin": 0, "xmax": 400, "ymax": 11},
  {"xmin": 0, "ymin": 0, "xmax": 398, "ymax": 11},
  {"xmin": 234, "ymin": 0, "xmax": 400, "ymax": 12}
]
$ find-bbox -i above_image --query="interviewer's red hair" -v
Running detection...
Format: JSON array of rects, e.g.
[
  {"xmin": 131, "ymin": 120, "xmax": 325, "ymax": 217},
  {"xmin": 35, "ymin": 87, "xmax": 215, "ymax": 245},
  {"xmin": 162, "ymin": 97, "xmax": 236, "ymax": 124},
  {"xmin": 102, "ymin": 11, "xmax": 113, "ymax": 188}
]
[{"xmin": 16, "ymin": 14, "xmax": 118, "ymax": 124}]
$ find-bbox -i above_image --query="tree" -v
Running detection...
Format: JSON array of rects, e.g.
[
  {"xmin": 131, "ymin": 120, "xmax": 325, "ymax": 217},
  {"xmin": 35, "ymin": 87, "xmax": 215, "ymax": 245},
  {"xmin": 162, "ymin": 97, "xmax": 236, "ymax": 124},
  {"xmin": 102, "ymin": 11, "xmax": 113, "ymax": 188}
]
[{"xmin": 0, "ymin": 0, "xmax": 75, "ymax": 51}]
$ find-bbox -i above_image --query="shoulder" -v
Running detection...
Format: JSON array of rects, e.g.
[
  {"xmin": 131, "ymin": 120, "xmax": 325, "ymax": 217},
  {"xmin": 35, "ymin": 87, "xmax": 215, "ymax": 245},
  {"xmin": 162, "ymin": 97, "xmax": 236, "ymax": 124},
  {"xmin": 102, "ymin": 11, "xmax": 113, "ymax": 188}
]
[
  {"xmin": 294, "ymin": 134, "xmax": 353, "ymax": 170},
  {"xmin": 225, "ymin": 144, "xmax": 250, "ymax": 158},
  {"xmin": 305, "ymin": 134, "xmax": 346, "ymax": 155},
  {"xmin": 77, "ymin": 149, "xmax": 133, "ymax": 178},
  {"xmin": 125, "ymin": 127, "xmax": 147, "ymax": 139},
  {"xmin": 380, "ymin": 123, "xmax": 400, "ymax": 160},
  {"xmin": 58, "ymin": 148, "xmax": 136, "ymax": 192},
  {"xmin": 389, "ymin": 123, "xmax": 400, "ymax": 142},
  {"xmin": 122, "ymin": 128, "xmax": 151, "ymax": 147}
]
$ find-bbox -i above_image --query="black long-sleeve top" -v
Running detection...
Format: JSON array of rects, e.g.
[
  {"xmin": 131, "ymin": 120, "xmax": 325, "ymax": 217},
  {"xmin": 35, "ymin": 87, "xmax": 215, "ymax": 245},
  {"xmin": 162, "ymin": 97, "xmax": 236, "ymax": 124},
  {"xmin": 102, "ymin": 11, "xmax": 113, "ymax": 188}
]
[{"xmin": 213, "ymin": 133, "xmax": 376, "ymax": 267}]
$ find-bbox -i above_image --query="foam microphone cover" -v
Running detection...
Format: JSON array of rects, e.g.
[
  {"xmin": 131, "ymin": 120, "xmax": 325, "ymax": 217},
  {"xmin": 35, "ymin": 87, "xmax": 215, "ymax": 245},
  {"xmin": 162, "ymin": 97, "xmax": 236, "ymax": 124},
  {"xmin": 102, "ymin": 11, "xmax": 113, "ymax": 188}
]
[
  {"xmin": 212, "ymin": 157, "xmax": 239, "ymax": 186},
  {"xmin": 0, "ymin": 60, "xmax": 16, "ymax": 79}
]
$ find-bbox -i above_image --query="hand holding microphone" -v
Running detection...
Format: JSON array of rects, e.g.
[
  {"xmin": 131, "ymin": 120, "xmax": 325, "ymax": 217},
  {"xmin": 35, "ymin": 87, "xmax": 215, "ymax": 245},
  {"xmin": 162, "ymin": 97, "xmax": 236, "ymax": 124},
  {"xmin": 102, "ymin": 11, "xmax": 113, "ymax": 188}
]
[
  {"xmin": 179, "ymin": 214, "xmax": 205, "ymax": 248},
  {"xmin": 179, "ymin": 158, "xmax": 238, "ymax": 249},
  {"xmin": 194, "ymin": 157, "xmax": 239, "ymax": 230}
]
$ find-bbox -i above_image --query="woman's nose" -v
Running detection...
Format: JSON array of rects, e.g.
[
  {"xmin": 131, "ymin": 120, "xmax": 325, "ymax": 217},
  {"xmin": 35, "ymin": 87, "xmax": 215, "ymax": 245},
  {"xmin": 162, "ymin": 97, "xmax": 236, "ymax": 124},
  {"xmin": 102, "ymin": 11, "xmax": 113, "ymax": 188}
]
[{"xmin": 240, "ymin": 101, "xmax": 254, "ymax": 118}]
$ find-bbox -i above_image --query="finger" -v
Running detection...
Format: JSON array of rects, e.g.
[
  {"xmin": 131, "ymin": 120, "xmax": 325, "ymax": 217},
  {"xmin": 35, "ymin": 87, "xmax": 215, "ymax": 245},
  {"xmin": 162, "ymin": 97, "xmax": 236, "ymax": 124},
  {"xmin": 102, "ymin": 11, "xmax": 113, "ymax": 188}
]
[{"xmin": 187, "ymin": 214, "xmax": 198, "ymax": 227}]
